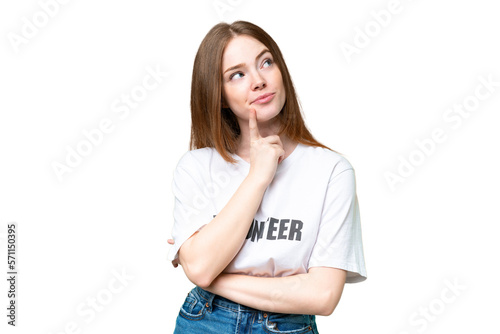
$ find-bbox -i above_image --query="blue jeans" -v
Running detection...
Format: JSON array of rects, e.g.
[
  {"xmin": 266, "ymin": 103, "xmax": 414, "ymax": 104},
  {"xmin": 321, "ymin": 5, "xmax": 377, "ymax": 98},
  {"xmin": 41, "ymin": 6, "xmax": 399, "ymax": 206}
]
[{"xmin": 174, "ymin": 286, "xmax": 319, "ymax": 333}]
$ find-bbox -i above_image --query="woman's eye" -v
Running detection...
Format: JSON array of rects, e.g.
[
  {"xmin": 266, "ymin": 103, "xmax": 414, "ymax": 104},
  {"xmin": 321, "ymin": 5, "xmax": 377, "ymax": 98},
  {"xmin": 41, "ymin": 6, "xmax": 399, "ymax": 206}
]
[
  {"xmin": 263, "ymin": 59, "xmax": 273, "ymax": 68},
  {"xmin": 230, "ymin": 72, "xmax": 243, "ymax": 80},
  {"xmin": 228, "ymin": 59, "xmax": 272, "ymax": 81}
]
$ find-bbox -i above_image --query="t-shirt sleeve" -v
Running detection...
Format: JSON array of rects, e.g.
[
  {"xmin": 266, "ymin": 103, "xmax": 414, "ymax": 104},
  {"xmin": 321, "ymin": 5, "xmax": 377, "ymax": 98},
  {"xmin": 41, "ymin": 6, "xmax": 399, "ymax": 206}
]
[
  {"xmin": 167, "ymin": 151, "xmax": 214, "ymax": 264},
  {"xmin": 307, "ymin": 160, "xmax": 367, "ymax": 283}
]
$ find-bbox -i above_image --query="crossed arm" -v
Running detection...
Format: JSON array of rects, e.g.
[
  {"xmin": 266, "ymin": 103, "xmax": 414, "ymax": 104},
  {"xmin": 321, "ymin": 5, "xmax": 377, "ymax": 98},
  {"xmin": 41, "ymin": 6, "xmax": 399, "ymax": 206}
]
[
  {"xmin": 168, "ymin": 238, "xmax": 346, "ymax": 316},
  {"xmin": 204, "ymin": 266, "xmax": 346, "ymax": 316}
]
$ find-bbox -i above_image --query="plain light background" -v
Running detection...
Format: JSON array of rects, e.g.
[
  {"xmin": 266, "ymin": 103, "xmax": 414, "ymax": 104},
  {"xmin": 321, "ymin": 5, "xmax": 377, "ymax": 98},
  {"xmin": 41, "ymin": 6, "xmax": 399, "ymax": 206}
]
[{"xmin": 1, "ymin": 0, "xmax": 499, "ymax": 333}]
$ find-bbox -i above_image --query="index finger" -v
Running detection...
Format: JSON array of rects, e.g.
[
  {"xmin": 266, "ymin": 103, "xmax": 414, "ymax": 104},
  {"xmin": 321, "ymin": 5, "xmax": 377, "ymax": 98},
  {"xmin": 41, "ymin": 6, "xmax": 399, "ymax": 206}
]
[{"xmin": 249, "ymin": 108, "xmax": 260, "ymax": 140}]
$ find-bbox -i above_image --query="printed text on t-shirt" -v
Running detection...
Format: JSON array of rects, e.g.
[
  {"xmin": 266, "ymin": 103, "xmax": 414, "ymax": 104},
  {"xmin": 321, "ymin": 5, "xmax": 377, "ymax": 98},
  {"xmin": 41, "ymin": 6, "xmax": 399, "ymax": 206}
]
[{"xmin": 245, "ymin": 217, "xmax": 303, "ymax": 242}]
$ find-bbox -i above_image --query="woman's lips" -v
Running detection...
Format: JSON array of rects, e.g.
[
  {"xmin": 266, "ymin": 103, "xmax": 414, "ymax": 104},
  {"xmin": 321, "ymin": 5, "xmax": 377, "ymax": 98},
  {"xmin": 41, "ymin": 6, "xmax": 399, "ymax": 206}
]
[{"xmin": 251, "ymin": 93, "xmax": 275, "ymax": 104}]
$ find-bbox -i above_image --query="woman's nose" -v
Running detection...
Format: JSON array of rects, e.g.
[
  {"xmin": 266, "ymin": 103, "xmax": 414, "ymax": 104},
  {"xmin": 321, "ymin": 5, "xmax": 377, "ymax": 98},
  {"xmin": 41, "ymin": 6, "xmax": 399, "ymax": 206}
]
[
  {"xmin": 253, "ymin": 81, "xmax": 266, "ymax": 90},
  {"xmin": 252, "ymin": 73, "xmax": 266, "ymax": 90}
]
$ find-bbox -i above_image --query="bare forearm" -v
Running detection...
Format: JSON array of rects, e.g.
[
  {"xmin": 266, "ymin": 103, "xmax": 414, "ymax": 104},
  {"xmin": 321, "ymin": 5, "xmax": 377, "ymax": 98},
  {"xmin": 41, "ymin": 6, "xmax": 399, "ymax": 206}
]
[
  {"xmin": 206, "ymin": 274, "xmax": 328, "ymax": 315},
  {"xmin": 180, "ymin": 174, "xmax": 267, "ymax": 286}
]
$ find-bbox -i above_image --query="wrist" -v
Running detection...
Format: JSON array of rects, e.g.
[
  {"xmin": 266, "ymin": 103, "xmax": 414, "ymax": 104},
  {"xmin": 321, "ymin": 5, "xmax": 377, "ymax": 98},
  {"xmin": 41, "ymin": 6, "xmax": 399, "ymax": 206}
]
[{"xmin": 245, "ymin": 171, "xmax": 269, "ymax": 191}]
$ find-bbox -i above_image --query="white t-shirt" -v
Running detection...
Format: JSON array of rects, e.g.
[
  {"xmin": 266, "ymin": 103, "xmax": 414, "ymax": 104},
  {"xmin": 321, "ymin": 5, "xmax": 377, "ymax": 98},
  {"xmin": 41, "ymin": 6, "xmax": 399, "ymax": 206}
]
[{"xmin": 167, "ymin": 142, "xmax": 367, "ymax": 283}]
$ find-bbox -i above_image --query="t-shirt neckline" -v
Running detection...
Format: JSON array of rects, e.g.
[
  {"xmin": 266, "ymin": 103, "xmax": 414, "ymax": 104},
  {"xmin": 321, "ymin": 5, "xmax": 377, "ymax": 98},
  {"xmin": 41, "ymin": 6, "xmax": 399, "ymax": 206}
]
[{"xmin": 231, "ymin": 142, "xmax": 305, "ymax": 173}]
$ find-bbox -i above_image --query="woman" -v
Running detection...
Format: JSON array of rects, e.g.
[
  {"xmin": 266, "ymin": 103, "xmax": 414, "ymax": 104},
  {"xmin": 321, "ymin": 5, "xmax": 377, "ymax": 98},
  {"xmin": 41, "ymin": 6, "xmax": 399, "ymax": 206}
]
[{"xmin": 167, "ymin": 20, "xmax": 367, "ymax": 333}]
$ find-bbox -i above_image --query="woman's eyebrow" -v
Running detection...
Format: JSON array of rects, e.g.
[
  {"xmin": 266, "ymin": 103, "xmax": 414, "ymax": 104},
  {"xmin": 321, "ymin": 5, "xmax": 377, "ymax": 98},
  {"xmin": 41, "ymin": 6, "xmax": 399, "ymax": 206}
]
[{"xmin": 223, "ymin": 49, "xmax": 270, "ymax": 74}]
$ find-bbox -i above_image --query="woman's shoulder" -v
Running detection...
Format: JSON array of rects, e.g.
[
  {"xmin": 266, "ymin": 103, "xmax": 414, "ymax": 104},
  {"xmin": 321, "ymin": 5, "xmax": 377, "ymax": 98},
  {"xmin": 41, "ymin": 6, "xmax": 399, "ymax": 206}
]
[
  {"xmin": 176, "ymin": 147, "xmax": 216, "ymax": 165},
  {"xmin": 299, "ymin": 144, "xmax": 357, "ymax": 187},
  {"xmin": 301, "ymin": 143, "xmax": 354, "ymax": 171},
  {"xmin": 175, "ymin": 147, "xmax": 227, "ymax": 174}
]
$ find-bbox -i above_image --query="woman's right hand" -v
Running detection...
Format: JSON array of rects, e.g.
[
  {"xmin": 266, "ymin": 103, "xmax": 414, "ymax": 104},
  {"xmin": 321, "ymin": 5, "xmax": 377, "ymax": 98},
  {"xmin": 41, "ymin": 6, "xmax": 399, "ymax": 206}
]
[{"xmin": 248, "ymin": 108, "xmax": 285, "ymax": 186}]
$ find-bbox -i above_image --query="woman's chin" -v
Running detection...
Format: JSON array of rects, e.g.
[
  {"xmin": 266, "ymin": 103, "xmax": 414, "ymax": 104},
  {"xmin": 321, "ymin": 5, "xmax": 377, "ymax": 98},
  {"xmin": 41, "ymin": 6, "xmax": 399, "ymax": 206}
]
[{"xmin": 251, "ymin": 105, "xmax": 282, "ymax": 119}]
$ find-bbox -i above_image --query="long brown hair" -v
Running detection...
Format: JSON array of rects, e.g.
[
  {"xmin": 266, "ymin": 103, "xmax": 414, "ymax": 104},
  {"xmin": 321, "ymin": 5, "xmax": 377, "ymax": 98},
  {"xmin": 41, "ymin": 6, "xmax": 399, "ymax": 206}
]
[{"xmin": 189, "ymin": 20, "xmax": 335, "ymax": 164}]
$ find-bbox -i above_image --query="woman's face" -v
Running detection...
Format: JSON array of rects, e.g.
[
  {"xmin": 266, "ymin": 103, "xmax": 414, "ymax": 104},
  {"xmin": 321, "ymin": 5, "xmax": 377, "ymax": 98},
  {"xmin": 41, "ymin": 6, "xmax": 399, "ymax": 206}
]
[{"xmin": 221, "ymin": 35, "xmax": 286, "ymax": 127}]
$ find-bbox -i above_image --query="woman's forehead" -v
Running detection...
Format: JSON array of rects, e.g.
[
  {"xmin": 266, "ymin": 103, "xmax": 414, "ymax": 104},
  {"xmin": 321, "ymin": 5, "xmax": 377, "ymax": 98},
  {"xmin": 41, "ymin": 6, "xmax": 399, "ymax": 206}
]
[{"xmin": 222, "ymin": 35, "xmax": 268, "ymax": 67}]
